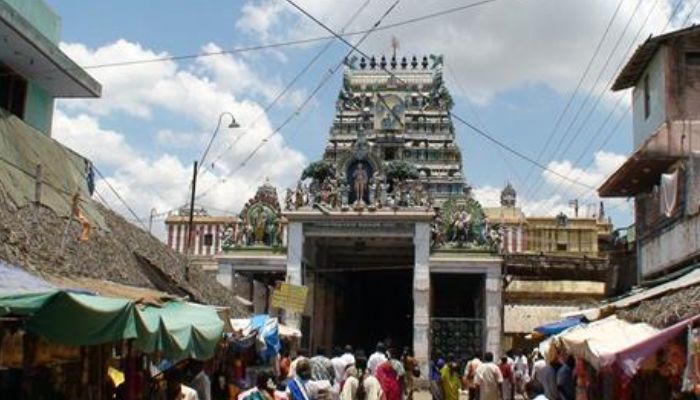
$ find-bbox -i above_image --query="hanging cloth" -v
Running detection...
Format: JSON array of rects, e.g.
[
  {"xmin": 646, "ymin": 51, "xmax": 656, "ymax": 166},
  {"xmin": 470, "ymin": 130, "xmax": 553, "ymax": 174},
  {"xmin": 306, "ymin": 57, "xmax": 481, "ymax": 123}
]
[{"xmin": 660, "ymin": 170, "xmax": 679, "ymax": 217}]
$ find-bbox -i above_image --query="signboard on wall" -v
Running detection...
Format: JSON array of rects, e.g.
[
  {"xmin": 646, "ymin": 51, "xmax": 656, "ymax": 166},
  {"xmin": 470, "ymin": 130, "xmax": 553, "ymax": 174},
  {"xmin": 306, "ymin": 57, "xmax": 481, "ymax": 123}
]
[{"xmin": 271, "ymin": 283, "xmax": 308, "ymax": 313}]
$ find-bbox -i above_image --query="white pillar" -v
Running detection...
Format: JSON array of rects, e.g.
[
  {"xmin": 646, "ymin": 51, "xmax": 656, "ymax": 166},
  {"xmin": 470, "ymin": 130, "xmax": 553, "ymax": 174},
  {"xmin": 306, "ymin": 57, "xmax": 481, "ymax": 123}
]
[
  {"xmin": 253, "ymin": 280, "xmax": 268, "ymax": 314},
  {"xmin": 413, "ymin": 222, "xmax": 431, "ymax": 378},
  {"xmin": 286, "ymin": 221, "xmax": 304, "ymax": 328},
  {"xmin": 484, "ymin": 269, "xmax": 503, "ymax": 358},
  {"xmin": 217, "ymin": 263, "xmax": 233, "ymax": 289}
]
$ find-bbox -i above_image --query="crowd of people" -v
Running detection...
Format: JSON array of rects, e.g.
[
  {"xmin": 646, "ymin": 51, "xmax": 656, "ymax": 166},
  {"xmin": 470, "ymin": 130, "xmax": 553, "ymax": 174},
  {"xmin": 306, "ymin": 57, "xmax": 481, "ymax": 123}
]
[
  {"xmin": 236, "ymin": 342, "xmax": 419, "ymax": 400},
  {"xmin": 430, "ymin": 349, "xmax": 576, "ymax": 400}
]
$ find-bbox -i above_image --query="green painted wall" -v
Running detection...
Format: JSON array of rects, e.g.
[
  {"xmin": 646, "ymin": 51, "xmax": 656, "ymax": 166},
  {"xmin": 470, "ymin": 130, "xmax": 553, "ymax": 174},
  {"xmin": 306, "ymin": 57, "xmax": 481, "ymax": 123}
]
[
  {"xmin": 4, "ymin": 0, "xmax": 61, "ymax": 44},
  {"xmin": 3, "ymin": 0, "xmax": 61, "ymax": 135},
  {"xmin": 24, "ymin": 82, "xmax": 54, "ymax": 134}
]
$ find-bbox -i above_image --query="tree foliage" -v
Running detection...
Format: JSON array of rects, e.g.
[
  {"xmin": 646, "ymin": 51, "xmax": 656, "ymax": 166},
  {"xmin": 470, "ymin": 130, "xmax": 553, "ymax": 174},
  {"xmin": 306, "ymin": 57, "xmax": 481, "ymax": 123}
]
[
  {"xmin": 301, "ymin": 160, "xmax": 336, "ymax": 181},
  {"xmin": 384, "ymin": 160, "xmax": 419, "ymax": 181}
]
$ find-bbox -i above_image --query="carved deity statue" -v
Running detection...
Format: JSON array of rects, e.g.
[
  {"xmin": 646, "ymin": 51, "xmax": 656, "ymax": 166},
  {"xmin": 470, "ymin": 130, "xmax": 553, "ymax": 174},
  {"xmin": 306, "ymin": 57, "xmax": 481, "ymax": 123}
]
[
  {"xmin": 285, "ymin": 188, "xmax": 294, "ymax": 211},
  {"xmin": 451, "ymin": 210, "xmax": 472, "ymax": 243},
  {"xmin": 294, "ymin": 181, "xmax": 305, "ymax": 209},
  {"xmin": 352, "ymin": 164, "xmax": 368, "ymax": 205}
]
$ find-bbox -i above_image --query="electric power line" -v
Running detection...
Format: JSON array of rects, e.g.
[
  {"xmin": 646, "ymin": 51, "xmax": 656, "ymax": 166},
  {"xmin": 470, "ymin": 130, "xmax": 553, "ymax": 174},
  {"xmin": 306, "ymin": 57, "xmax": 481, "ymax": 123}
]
[
  {"xmin": 93, "ymin": 166, "xmax": 148, "ymax": 229},
  {"xmin": 284, "ymin": 0, "xmax": 598, "ymax": 192},
  {"xmin": 191, "ymin": 0, "xmax": 403, "ymax": 203},
  {"xmin": 519, "ymin": 0, "xmax": 625, "ymax": 191},
  {"xmin": 523, "ymin": 0, "xmax": 649, "ymax": 202},
  {"xmin": 0, "ymin": 0, "xmax": 500, "ymax": 79},
  {"xmin": 200, "ymin": 0, "xmax": 374, "ymax": 179},
  {"xmin": 530, "ymin": 0, "xmax": 690, "ymax": 215}
]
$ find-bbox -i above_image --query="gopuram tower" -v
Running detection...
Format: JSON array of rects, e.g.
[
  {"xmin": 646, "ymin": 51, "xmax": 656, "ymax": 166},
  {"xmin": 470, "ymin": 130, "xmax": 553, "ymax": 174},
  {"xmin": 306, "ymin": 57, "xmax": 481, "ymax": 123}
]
[
  {"xmin": 279, "ymin": 54, "xmax": 502, "ymax": 377},
  {"xmin": 319, "ymin": 54, "xmax": 468, "ymax": 206}
]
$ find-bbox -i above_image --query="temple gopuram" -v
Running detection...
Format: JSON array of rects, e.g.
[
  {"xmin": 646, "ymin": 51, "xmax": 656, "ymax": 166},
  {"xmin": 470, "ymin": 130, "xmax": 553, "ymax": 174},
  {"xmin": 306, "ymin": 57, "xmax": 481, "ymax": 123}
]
[{"xmin": 165, "ymin": 54, "xmax": 613, "ymax": 374}]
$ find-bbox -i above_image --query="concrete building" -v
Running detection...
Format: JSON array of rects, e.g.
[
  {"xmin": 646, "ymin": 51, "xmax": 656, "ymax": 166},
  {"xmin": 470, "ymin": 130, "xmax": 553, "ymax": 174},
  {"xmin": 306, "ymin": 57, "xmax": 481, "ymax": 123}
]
[
  {"xmin": 483, "ymin": 184, "xmax": 612, "ymax": 256},
  {"xmin": 483, "ymin": 185, "xmax": 612, "ymax": 349},
  {"xmin": 600, "ymin": 25, "xmax": 700, "ymax": 282},
  {"xmin": 0, "ymin": 0, "xmax": 101, "ymax": 135}
]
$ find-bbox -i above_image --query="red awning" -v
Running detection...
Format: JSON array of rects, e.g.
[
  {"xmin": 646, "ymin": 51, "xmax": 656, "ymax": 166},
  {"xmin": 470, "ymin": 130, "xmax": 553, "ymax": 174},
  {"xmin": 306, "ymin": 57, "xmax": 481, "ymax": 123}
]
[{"xmin": 611, "ymin": 315, "xmax": 700, "ymax": 382}]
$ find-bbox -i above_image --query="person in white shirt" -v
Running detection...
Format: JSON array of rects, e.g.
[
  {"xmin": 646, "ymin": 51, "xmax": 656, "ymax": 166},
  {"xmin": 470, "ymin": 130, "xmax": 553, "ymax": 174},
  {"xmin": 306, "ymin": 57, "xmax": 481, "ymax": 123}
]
[
  {"xmin": 475, "ymin": 352, "xmax": 503, "ymax": 400},
  {"xmin": 180, "ymin": 384, "xmax": 200, "ymax": 400},
  {"xmin": 531, "ymin": 353, "xmax": 547, "ymax": 384},
  {"xmin": 339, "ymin": 366, "xmax": 360, "ymax": 400},
  {"xmin": 341, "ymin": 345, "xmax": 356, "ymax": 367},
  {"xmin": 367, "ymin": 342, "xmax": 388, "ymax": 375},
  {"xmin": 526, "ymin": 380, "xmax": 550, "ymax": 400},
  {"xmin": 513, "ymin": 349, "xmax": 530, "ymax": 397},
  {"xmin": 331, "ymin": 347, "xmax": 348, "ymax": 394},
  {"xmin": 166, "ymin": 368, "xmax": 200, "ymax": 400},
  {"xmin": 190, "ymin": 361, "xmax": 212, "ymax": 400}
]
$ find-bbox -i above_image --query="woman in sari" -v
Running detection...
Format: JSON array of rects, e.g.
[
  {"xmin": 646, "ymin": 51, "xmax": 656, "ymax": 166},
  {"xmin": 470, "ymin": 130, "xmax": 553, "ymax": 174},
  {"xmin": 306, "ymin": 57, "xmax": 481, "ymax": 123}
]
[{"xmin": 375, "ymin": 362, "xmax": 401, "ymax": 400}]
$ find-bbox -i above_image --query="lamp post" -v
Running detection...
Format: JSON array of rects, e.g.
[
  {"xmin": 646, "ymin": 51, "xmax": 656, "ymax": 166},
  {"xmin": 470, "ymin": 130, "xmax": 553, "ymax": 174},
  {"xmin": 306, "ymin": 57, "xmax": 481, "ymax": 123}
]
[
  {"xmin": 198, "ymin": 111, "xmax": 240, "ymax": 173},
  {"xmin": 186, "ymin": 112, "xmax": 240, "ymax": 256}
]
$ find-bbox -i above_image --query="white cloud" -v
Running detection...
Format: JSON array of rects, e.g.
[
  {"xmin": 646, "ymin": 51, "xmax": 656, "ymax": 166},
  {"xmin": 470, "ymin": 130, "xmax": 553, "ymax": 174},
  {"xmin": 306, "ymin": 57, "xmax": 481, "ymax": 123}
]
[
  {"xmin": 53, "ymin": 39, "xmax": 308, "ymax": 239},
  {"xmin": 53, "ymin": 110, "xmax": 136, "ymax": 167},
  {"xmin": 543, "ymin": 150, "xmax": 626, "ymax": 191},
  {"xmin": 474, "ymin": 150, "xmax": 630, "ymax": 221},
  {"xmin": 233, "ymin": 0, "xmax": 675, "ymax": 103},
  {"xmin": 235, "ymin": 0, "xmax": 288, "ymax": 41}
]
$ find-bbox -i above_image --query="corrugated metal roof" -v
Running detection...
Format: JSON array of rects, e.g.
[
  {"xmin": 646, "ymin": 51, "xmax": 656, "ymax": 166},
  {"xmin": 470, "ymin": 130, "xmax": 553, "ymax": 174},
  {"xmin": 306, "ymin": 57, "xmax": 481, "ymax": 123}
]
[
  {"xmin": 613, "ymin": 25, "xmax": 700, "ymax": 91},
  {"xmin": 562, "ymin": 267, "xmax": 700, "ymax": 320}
]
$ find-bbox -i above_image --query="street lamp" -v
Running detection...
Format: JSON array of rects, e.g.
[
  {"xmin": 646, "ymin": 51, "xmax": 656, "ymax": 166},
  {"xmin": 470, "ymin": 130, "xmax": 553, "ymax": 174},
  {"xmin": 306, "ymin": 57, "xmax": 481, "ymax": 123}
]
[
  {"xmin": 198, "ymin": 111, "xmax": 240, "ymax": 171},
  {"xmin": 187, "ymin": 112, "xmax": 239, "ymax": 258}
]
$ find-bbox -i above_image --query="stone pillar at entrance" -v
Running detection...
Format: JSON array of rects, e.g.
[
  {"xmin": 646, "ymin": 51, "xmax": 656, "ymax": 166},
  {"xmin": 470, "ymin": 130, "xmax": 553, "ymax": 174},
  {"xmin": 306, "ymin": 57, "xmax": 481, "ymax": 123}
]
[
  {"xmin": 413, "ymin": 222, "xmax": 430, "ymax": 378},
  {"xmin": 286, "ymin": 221, "xmax": 304, "ymax": 329},
  {"xmin": 485, "ymin": 269, "xmax": 503, "ymax": 357}
]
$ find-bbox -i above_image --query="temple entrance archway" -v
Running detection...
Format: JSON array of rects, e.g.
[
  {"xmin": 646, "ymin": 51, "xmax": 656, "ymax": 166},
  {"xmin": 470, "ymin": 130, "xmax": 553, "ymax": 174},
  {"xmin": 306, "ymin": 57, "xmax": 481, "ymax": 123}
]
[{"xmin": 309, "ymin": 235, "xmax": 415, "ymax": 354}]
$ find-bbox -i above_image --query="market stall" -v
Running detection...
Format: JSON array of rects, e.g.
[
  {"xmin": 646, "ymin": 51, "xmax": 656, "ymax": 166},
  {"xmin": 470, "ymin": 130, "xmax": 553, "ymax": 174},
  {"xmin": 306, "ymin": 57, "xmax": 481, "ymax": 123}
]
[{"xmin": 0, "ymin": 287, "xmax": 226, "ymax": 399}]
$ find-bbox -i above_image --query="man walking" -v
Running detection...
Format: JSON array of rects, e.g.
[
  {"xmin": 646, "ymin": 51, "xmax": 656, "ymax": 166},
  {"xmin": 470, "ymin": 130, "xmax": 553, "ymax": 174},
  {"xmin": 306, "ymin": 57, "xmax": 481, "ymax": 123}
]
[
  {"xmin": 368, "ymin": 342, "xmax": 388, "ymax": 375},
  {"xmin": 475, "ymin": 352, "xmax": 503, "ymax": 400}
]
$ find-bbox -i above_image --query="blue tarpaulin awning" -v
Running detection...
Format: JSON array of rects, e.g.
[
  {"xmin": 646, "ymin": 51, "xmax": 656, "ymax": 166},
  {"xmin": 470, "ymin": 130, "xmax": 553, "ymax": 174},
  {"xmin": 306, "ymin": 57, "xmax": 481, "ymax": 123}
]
[{"xmin": 534, "ymin": 316, "xmax": 585, "ymax": 336}]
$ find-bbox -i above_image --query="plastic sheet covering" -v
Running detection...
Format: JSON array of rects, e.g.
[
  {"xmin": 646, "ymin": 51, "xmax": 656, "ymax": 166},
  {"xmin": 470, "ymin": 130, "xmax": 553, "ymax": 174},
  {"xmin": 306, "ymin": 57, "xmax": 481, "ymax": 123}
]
[
  {"xmin": 0, "ymin": 261, "xmax": 55, "ymax": 296},
  {"xmin": 556, "ymin": 316, "xmax": 658, "ymax": 370},
  {"xmin": 0, "ymin": 109, "xmax": 106, "ymax": 229},
  {"xmin": 660, "ymin": 169, "xmax": 679, "ymax": 217},
  {"xmin": 534, "ymin": 316, "xmax": 585, "ymax": 336},
  {"xmin": 0, "ymin": 290, "xmax": 224, "ymax": 360},
  {"xmin": 687, "ymin": 152, "xmax": 700, "ymax": 216},
  {"xmin": 134, "ymin": 301, "xmax": 225, "ymax": 361}
]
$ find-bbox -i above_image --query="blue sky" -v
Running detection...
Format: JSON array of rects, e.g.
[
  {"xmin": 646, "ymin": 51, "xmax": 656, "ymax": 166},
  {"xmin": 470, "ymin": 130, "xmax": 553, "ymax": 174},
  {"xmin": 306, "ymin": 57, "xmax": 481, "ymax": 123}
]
[{"xmin": 44, "ymin": 0, "xmax": 699, "ymax": 236}]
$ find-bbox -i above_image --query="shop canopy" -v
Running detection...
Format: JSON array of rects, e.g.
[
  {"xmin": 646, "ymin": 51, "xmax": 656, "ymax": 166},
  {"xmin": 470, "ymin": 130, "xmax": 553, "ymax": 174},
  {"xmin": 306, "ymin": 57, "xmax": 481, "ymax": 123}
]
[
  {"xmin": 230, "ymin": 315, "xmax": 301, "ymax": 361},
  {"xmin": 612, "ymin": 315, "xmax": 700, "ymax": 382},
  {"xmin": 0, "ymin": 290, "xmax": 224, "ymax": 360},
  {"xmin": 556, "ymin": 316, "xmax": 659, "ymax": 370},
  {"xmin": 534, "ymin": 316, "xmax": 585, "ymax": 336}
]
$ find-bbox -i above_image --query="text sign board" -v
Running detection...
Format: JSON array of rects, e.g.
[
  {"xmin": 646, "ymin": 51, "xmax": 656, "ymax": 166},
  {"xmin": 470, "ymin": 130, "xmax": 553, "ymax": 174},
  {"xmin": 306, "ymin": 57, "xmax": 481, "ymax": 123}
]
[{"xmin": 271, "ymin": 283, "xmax": 308, "ymax": 313}]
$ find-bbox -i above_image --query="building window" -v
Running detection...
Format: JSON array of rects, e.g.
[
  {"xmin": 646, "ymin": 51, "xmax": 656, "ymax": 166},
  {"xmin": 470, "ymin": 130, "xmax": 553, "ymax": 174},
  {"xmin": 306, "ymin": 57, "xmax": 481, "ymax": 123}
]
[
  {"xmin": 203, "ymin": 233, "xmax": 214, "ymax": 246},
  {"xmin": 643, "ymin": 75, "xmax": 650, "ymax": 120},
  {"xmin": 686, "ymin": 52, "xmax": 700, "ymax": 66},
  {"xmin": 0, "ymin": 64, "xmax": 28, "ymax": 119},
  {"xmin": 556, "ymin": 243, "xmax": 568, "ymax": 252}
]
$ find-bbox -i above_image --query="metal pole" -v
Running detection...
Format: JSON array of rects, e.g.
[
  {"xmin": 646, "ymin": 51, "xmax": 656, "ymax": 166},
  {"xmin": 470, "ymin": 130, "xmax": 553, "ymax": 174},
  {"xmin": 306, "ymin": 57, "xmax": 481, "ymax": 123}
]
[
  {"xmin": 186, "ymin": 161, "xmax": 198, "ymax": 255},
  {"xmin": 148, "ymin": 207, "xmax": 156, "ymax": 233}
]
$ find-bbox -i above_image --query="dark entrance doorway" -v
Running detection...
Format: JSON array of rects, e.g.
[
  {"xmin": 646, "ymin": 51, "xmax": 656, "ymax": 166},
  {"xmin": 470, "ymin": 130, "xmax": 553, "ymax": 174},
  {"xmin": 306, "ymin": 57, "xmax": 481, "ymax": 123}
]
[
  {"xmin": 311, "ymin": 236, "xmax": 414, "ymax": 354},
  {"xmin": 334, "ymin": 268, "xmax": 413, "ymax": 352}
]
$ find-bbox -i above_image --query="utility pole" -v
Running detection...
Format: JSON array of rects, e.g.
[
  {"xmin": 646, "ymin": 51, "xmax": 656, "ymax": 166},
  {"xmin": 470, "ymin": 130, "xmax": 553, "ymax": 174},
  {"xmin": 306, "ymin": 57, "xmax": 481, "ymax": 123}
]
[
  {"xmin": 569, "ymin": 199, "xmax": 579, "ymax": 218},
  {"xmin": 186, "ymin": 161, "xmax": 198, "ymax": 255},
  {"xmin": 148, "ymin": 208, "xmax": 157, "ymax": 233}
]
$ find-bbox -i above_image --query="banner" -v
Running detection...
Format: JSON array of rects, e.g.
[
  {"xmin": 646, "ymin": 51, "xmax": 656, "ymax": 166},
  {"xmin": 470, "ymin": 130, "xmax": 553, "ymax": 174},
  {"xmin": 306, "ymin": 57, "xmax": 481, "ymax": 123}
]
[{"xmin": 271, "ymin": 283, "xmax": 308, "ymax": 313}]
